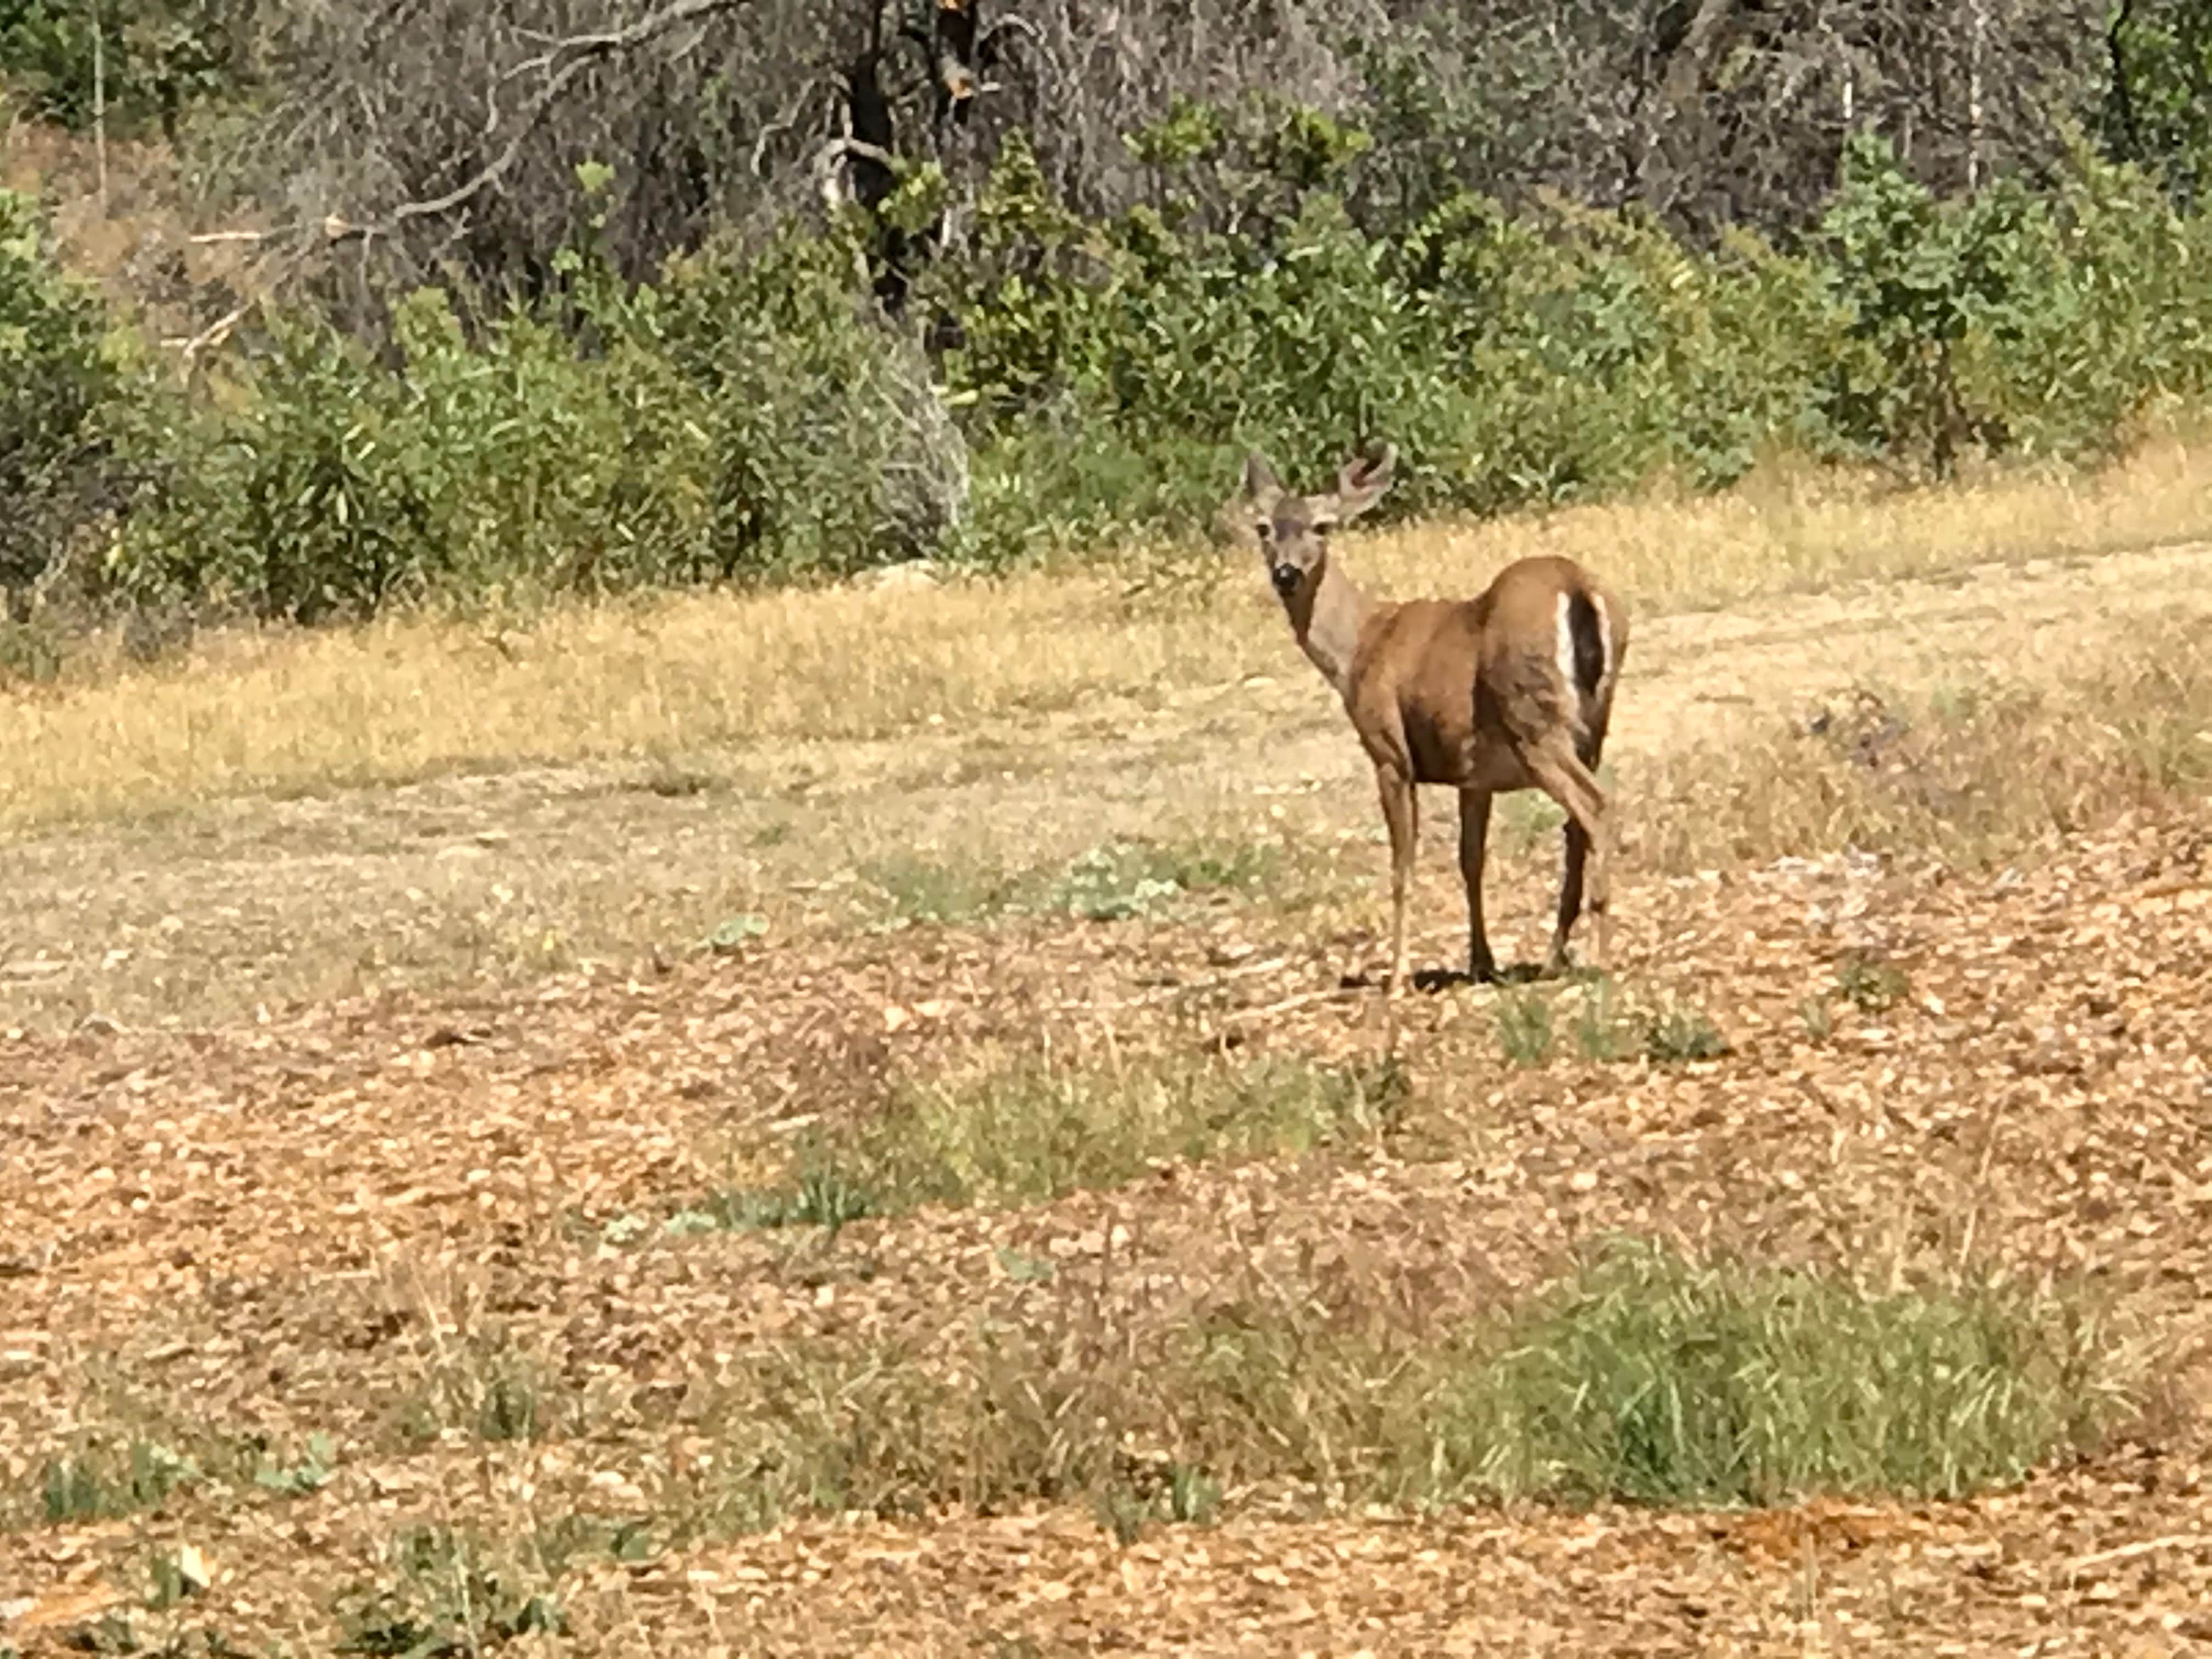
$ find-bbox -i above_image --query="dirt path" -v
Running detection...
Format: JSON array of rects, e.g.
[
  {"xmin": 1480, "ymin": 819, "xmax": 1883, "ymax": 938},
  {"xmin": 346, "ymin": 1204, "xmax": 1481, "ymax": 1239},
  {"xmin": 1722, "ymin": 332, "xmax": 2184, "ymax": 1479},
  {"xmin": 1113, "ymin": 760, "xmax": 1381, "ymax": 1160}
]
[{"xmin": 6, "ymin": 540, "xmax": 2210, "ymax": 1035}]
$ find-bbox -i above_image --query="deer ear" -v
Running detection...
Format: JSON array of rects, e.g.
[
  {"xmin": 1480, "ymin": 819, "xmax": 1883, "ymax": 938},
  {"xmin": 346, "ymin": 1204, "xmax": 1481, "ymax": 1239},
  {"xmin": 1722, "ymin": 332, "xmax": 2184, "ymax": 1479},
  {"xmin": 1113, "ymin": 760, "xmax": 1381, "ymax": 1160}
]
[
  {"xmin": 1242, "ymin": 451, "xmax": 1284, "ymax": 513},
  {"xmin": 1331, "ymin": 442, "xmax": 1396, "ymax": 521}
]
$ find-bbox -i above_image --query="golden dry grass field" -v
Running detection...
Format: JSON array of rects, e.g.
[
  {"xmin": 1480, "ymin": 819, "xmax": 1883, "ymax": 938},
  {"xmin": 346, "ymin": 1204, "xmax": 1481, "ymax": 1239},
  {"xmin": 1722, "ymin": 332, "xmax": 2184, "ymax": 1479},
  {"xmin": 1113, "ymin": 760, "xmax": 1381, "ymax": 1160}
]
[{"xmin": 4, "ymin": 444, "xmax": 2212, "ymax": 1656}]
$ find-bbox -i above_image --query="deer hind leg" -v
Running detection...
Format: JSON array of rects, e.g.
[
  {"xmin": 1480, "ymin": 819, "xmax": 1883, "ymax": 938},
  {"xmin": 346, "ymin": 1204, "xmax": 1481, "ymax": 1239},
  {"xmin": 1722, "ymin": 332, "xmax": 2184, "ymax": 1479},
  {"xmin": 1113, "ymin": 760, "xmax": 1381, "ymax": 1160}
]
[
  {"xmin": 1549, "ymin": 819, "xmax": 1591, "ymax": 975},
  {"xmin": 1376, "ymin": 765, "xmax": 1418, "ymax": 996},
  {"xmin": 1458, "ymin": 789, "xmax": 1497, "ymax": 983},
  {"xmin": 1544, "ymin": 723, "xmax": 1609, "ymax": 973},
  {"xmin": 1521, "ymin": 738, "xmax": 1611, "ymax": 975}
]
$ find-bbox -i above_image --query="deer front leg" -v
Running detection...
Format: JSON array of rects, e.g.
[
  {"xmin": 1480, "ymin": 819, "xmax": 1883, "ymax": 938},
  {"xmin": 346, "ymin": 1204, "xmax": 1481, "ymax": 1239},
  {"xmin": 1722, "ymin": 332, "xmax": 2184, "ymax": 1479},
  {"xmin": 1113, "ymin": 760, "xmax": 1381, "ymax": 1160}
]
[
  {"xmin": 1376, "ymin": 764, "xmax": 1418, "ymax": 996},
  {"xmin": 1458, "ymin": 789, "xmax": 1497, "ymax": 982}
]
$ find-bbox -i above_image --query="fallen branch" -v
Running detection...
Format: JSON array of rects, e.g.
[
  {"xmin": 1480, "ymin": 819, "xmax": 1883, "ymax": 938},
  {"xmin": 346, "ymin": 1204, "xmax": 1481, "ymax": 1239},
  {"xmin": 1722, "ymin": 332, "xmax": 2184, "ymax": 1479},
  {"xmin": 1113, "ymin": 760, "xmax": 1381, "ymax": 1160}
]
[
  {"xmin": 2063, "ymin": 1533, "xmax": 2212, "ymax": 1577},
  {"xmin": 1222, "ymin": 988, "xmax": 1362, "ymax": 1023}
]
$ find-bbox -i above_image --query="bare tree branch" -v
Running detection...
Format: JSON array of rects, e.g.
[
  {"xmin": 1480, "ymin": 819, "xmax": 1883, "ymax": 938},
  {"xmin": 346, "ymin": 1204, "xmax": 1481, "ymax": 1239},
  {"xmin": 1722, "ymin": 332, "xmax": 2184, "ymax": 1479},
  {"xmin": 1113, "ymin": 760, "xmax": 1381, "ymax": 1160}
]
[{"xmin": 348, "ymin": 0, "xmax": 765, "ymax": 242}]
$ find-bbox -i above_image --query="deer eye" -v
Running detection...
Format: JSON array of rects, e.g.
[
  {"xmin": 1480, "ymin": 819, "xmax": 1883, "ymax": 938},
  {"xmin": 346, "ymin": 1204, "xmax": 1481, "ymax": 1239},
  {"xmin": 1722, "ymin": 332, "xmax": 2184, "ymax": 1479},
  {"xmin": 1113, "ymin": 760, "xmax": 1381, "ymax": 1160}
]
[{"xmin": 1255, "ymin": 520, "xmax": 1274, "ymax": 541}]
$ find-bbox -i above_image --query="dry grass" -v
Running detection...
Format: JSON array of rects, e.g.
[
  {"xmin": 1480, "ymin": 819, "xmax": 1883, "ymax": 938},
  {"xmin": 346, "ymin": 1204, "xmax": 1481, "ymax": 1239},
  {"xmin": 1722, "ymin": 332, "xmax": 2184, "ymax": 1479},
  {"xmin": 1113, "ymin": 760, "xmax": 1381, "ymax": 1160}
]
[
  {"xmin": 1636, "ymin": 611, "xmax": 2212, "ymax": 876},
  {"xmin": 6, "ymin": 436, "xmax": 2212, "ymax": 835},
  {"xmin": 554, "ymin": 1241, "xmax": 2115, "ymax": 1545}
]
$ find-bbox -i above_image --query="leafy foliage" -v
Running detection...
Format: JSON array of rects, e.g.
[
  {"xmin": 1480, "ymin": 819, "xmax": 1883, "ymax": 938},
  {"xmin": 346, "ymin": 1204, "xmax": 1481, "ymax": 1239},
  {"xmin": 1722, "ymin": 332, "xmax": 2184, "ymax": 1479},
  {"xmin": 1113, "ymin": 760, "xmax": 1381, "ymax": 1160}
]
[
  {"xmin": 2104, "ymin": 0, "xmax": 2212, "ymax": 206},
  {"xmin": 0, "ymin": 187, "xmax": 119, "ymax": 600},
  {"xmin": 0, "ymin": 0, "xmax": 240, "ymax": 134},
  {"xmin": 106, "ymin": 235, "xmax": 968, "ymax": 617},
  {"xmin": 13, "ymin": 84, "xmax": 2212, "ymax": 629}
]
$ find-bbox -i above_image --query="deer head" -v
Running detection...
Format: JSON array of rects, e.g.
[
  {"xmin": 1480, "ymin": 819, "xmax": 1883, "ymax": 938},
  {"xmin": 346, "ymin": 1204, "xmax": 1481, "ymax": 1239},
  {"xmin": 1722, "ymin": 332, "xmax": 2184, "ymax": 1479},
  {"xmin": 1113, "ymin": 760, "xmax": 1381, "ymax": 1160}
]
[{"xmin": 1238, "ymin": 444, "xmax": 1397, "ymax": 605}]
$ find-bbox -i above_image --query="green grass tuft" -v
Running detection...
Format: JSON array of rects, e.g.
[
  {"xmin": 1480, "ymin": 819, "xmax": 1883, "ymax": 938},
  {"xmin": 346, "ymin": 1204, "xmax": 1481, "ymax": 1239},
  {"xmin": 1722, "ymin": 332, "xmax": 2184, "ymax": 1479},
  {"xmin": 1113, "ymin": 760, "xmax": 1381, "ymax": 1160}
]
[
  {"xmin": 1412, "ymin": 1240, "xmax": 2112, "ymax": 1506},
  {"xmin": 1569, "ymin": 979, "xmax": 1634, "ymax": 1062},
  {"xmin": 1836, "ymin": 951, "xmax": 1912, "ymax": 1013},
  {"xmin": 864, "ymin": 1054, "xmax": 1397, "ymax": 1207},
  {"xmin": 1494, "ymin": 990, "xmax": 1555, "ymax": 1066},
  {"xmin": 40, "ymin": 1438, "xmax": 197, "ymax": 1524},
  {"xmin": 1639, "ymin": 1002, "xmax": 1730, "ymax": 1064}
]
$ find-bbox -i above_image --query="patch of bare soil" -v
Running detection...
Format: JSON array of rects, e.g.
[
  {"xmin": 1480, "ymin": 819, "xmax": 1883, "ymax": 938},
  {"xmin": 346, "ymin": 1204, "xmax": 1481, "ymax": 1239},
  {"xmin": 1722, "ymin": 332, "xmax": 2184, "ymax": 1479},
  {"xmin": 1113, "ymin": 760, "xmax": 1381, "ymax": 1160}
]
[{"xmin": 3, "ymin": 807, "xmax": 2211, "ymax": 1654}]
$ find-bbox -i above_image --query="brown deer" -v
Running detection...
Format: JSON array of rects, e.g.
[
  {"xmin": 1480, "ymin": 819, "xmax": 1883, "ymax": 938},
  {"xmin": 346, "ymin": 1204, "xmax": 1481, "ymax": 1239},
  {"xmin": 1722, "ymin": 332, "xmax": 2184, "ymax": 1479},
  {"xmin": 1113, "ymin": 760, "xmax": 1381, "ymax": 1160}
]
[{"xmin": 1234, "ymin": 443, "xmax": 1627, "ymax": 995}]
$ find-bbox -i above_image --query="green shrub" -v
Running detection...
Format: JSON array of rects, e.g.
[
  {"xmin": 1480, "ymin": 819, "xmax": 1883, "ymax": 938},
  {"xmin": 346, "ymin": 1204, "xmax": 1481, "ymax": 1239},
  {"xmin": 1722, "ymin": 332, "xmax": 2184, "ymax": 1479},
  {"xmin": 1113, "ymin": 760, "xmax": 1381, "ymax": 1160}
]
[
  {"xmin": 938, "ymin": 129, "xmax": 1852, "ymax": 549},
  {"xmin": 0, "ymin": 0, "xmax": 238, "ymax": 134},
  {"xmin": 0, "ymin": 187, "xmax": 121, "ymax": 602},
  {"xmin": 1969, "ymin": 143, "xmax": 2212, "ymax": 458},
  {"xmin": 112, "ymin": 228, "xmax": 974, "ymax": 619},
  {"xmin": 659, "ymin": 227, "xmax": 970, "ymax": 578},
  {"xmin": 109, "ymin": 284, "xmax": 720, "ymax": 619},
  {"xmin": 2104, "ymin": 0, "xmax": 2212, "ymax": 206},
  {"xmin": 70, "ymin": 96, "xmax": 2212, "ymax": 624}
]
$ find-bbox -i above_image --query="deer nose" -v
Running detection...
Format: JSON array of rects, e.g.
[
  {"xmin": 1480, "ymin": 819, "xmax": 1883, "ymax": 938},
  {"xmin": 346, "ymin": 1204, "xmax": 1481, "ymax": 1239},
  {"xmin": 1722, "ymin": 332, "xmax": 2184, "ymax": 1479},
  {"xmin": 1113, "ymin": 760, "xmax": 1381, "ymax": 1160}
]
[{"xmin": 1270, "ymin": 563, "xmax": 1301, "ymax": 597}]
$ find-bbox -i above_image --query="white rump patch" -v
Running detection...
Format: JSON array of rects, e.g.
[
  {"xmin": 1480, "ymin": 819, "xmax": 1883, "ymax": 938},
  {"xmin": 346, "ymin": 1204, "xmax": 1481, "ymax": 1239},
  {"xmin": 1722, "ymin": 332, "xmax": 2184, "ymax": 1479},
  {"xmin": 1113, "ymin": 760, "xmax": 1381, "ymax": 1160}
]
[
  {"xmin": 1554, "ymin": 591, "xmax": 1577, "ymax": 691},
  {"xmin": 1590, "ymin": 592, "xmax": 1614, "ymax": 691}
]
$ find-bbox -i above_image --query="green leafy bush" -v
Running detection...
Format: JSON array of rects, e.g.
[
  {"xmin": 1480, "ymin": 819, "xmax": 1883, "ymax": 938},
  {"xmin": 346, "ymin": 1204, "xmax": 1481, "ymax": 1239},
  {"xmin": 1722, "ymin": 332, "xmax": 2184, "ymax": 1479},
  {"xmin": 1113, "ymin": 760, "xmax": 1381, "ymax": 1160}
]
[
  {"xmin": 112, "ymin": 230, "xmax": 973, "ymax": 619},
  {"xmin": 658, "ymin": 227, "xmax": 969, "ymax": 579},
  {"xmin": 2104, "ymin": 0, "xmax": 2212, "ymax": 206},
  {"xmin": 0, "ymin": 0, "xmax": 239, "ymax": 134},
  {"xmin": 74, "ymin": 97, "xmax": 2212, "ymax": 626},
  {"xmin": 933, "ymin": 131, "xmax": 1849, "ymax": 552},
  {"xmin": 0, "ymin": 186, "xmax": 120, "ymax": 601},
  {"xmin": 111, "ymin": 288, "xmax": 715, "ymax": 620}
]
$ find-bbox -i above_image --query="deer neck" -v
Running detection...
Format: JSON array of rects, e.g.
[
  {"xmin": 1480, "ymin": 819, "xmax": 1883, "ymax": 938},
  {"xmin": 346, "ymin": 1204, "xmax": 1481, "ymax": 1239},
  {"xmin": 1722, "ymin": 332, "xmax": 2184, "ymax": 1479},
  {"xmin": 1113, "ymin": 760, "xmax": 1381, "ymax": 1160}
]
[{"xmin": 1286, "ymin": 556, "xmax": 1376, "ymax": 700}]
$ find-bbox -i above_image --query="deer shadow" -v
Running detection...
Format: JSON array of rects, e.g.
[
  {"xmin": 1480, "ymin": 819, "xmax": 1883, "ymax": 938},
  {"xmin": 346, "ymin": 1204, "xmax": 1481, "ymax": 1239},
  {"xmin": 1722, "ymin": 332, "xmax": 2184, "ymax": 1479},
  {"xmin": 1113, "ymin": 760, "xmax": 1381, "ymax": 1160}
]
[{"xmin": 1338, "ymin": 961, "xmax": 1558, "ymax": 995}]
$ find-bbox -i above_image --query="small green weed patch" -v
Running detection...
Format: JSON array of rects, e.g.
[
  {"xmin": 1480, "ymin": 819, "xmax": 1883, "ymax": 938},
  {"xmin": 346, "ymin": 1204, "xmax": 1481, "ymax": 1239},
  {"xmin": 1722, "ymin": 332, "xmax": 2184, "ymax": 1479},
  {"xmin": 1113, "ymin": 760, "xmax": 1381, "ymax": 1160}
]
[
  {"xmin": 700, "ymin": 1053, "xmax": 1405, "ymax": 1226},
  {"xmin": 1410, "ymin": 1240, "xmax": 2112, "ymax": 1506},
  {"xmin": 866, "ymin": 837, "xmax": 1283, "ymax": 929},
  {"xmin": 40, "ymin": 1437, "xmax": 198, "ymax": 1525}
]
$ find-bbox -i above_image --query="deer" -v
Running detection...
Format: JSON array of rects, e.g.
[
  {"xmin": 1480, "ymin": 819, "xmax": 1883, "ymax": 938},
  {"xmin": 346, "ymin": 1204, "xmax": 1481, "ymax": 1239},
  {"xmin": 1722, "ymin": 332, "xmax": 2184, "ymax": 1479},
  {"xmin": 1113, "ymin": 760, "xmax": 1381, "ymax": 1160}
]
[{"xmin": 1233, "ymin": 443, "xmax": 1627, "ymax": 996}]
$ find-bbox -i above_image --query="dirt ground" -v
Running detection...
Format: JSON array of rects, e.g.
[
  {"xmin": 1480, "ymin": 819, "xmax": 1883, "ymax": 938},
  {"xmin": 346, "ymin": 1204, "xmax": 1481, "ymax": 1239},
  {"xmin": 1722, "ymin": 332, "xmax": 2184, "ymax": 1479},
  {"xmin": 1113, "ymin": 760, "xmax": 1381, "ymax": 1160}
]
[{"xmin": 4, "ymin": 541, "xmax": 2212, "ymax": 1655}]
